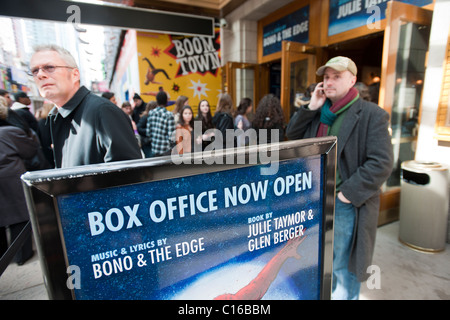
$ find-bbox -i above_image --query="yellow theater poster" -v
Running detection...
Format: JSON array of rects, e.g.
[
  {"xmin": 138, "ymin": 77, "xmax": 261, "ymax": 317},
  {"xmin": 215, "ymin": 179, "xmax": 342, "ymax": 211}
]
[{"xmin": 136, "ymin": 29, "xmax": 221, "ymax": 115}]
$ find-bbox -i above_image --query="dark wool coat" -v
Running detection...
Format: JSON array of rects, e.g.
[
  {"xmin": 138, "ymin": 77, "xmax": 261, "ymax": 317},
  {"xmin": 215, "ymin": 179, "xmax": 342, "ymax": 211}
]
[
  {"xmin": 0, "ymin": 126, "xmax": 39, "ymax": 227},
  {"xmin": 46, "ymin": 86, "xmax": 142, "ymax": 168},
  {"xmin": 286, "ymin": 98, "xmax": 394, "ymax": 281},
  {"xmin": 212, "ymin": 112, "xmax": 235, "ymax": 148}
]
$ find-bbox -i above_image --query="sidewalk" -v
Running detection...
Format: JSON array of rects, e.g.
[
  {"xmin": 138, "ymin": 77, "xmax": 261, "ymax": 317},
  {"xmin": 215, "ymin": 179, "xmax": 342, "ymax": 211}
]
[
  {"xmin": 360, "ymin": 222, "xmax": 450, "ymax": 300},
  {"xmin": 0, "ymin": 221, "xmax": 449, "ymax": 300},
  {"xmin": 0, "ymin": 252, "xmax": 47, "ymax": 299}
]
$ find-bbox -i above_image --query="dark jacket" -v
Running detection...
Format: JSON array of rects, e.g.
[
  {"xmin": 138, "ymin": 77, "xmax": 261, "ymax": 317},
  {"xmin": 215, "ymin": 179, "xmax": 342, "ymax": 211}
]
[
  {"xmin": 13, "ymin": 106, "xmax": 38, "ymax": 132},
  {"xmin": 46, "ymin": 86, "xmax": 142, "ymax": 168},
  {"xmin": 0, "ymin": 126, "xmax": 39, "ymax": 227},
  {"xmin": 286, "ymin": 98, "xmax": 393, "ymax": 281},
  {"xmin": 253, "ymin": 122, "xmax": 285, "ymax": 144},
  {"xmin": 212, "ymin": 112, "xmax": 235, "ymax": 148}
]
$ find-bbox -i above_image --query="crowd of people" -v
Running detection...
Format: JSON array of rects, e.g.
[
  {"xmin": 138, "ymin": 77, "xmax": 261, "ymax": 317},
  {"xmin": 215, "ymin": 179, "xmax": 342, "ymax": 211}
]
[
  {"xmin": 0, "ymin": 44, "xmax": 288, "ymax": 268},
  {"xmin": 100, "ymin": 90, "xmax": 287, "ymax": 158},
  {"xmin": 0, "ymin": 45, "xmax": 394, "ymax": 301}
]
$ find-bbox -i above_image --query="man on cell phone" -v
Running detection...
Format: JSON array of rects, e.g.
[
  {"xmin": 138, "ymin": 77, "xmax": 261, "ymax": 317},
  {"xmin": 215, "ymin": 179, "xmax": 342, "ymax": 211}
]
[{"xmin": 286, "ymin": 56, "xmax": 393, "ymax": 300}]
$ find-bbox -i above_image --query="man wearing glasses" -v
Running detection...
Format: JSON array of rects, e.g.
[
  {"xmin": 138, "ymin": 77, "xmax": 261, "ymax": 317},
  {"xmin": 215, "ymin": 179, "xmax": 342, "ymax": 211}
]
[{"xmin": 30, "ymin": 45, "xmax": 142, "ymax": 168}]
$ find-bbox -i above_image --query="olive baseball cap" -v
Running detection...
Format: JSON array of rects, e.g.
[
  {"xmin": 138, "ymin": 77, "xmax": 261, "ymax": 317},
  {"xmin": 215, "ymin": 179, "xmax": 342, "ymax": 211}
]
[{"xmin": 316, "ymin": 56, "xmax": 357, "ymax": 76}]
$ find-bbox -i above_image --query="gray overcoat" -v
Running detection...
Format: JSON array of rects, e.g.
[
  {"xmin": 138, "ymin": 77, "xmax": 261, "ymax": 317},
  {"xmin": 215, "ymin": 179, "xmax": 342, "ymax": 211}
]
[{"xmin": 287, "ymin": 98, "xmax": 394, "ymax": 281}]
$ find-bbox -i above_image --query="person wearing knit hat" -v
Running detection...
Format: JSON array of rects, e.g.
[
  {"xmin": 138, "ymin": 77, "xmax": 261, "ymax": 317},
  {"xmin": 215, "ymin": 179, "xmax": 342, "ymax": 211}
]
[
  {"xmin": 287, "ymin": 56, "xmax": 393, "ymax": 300},
  {"xmin": 132, "ymin": 93, "xmax": 146, "ymax": 123}
]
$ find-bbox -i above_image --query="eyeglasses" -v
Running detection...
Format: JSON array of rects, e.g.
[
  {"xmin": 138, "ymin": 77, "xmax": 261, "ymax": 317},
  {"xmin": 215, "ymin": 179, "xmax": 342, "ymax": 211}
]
[{"xmin": 28, "ymin": 65, "xmax": 75, "ymax": 77}]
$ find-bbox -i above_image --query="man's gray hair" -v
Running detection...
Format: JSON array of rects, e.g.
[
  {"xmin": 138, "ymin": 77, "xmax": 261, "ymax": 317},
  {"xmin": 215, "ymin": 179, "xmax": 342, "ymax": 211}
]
[{"xmin": 33, "ymin": 44, "xmax": 78, "ymax": 69}]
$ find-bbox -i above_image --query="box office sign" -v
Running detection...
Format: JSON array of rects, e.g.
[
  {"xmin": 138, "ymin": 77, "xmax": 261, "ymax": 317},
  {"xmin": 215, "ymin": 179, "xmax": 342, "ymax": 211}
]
[
  {"xmin": 22, "ymin": 138, "xmax": 336, "ymax": 300},
  {"xmin": 328, "ymin": 0, "xmax": 433, "ymax": 36},
  {"xmin": 262, "ymin": 5, "xmax": 309, "ymax": 56},
  {"xmin": 58, "ymin": 157, "xmax": 323, "ymax": 299}
]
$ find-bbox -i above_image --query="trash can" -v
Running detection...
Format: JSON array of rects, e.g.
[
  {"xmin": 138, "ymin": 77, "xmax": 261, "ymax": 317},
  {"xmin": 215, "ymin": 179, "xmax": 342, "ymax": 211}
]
[{"xmin": 399, "ymin": 161, "xmax": 449, "ymax": 252}]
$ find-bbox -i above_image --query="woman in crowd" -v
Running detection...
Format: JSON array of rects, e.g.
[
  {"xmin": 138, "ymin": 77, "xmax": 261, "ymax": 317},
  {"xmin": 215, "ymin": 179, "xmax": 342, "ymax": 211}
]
[
  {"xmin": 234, "ymin": 97, "xmax": 253, "ymax": 147},
  {"xmin": 252, "ymin": 94, "xmax": 285, "ymax": 144},
  {"xmin": 195, "ymin": 99, "xmax": 215, "ymax": 150},
  {"xmin": 212, "ymin": 93, "xmax": 236, "ymax": 148},
  {"xmin": 173, "ymin": 95, "xmax": 189, "ymax": 124},
  {"xmin": 175, "ymin": 105, "xmax": 195, "ymax": 155}
]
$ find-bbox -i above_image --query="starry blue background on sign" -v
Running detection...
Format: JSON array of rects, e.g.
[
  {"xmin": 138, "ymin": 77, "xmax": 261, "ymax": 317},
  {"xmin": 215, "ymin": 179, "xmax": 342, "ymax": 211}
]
[{"xmin": 57, "ymin": 156, "xmax": 324, "ymax": 300}]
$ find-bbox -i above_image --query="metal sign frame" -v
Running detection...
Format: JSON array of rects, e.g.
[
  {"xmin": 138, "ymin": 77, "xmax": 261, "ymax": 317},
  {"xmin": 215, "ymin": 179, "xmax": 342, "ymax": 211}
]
[{"xmin": 22, "ymin": 137, "xmax": 336, "ymax": 300}]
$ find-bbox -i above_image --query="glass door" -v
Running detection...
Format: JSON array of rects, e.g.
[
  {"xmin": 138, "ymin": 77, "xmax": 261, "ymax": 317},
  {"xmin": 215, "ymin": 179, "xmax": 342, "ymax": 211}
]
[
  {"xmin": 280, "ymin": 41, "xmax": 316, "ymax": 122},
  {"xmin": 378, "ymin": 1, "xmax": 433, "ymax": 224},
  {"xmin": 380, "ymin": 1, "xmax": 433, "ymax": 189},
  {"xmin": 224, "ymin": 62, "xmax": 261, "ymax": 112}
]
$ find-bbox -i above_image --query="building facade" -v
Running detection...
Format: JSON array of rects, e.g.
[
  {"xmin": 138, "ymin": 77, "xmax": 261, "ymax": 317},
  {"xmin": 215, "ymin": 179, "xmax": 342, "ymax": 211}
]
[{"xmin": 220, "ymin": 0, "xmax": 449, "ymax": 236}]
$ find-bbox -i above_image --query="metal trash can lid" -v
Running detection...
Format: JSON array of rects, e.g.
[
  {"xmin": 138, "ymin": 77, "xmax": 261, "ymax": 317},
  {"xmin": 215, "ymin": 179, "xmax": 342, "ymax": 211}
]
[{"xmin": 401, "ymin": 160, "xmax": 448, "ymax": 172}]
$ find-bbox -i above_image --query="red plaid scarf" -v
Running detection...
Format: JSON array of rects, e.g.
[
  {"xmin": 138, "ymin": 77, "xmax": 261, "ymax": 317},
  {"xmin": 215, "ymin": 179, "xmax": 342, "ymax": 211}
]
[{"xmin": 316, "ymin": 87, "xmax": 359, "ymax": 137}]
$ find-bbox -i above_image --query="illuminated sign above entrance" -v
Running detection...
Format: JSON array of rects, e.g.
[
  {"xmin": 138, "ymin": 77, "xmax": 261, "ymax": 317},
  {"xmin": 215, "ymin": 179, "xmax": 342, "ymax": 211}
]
[
  {"xmin": 262, "ymin": 5, "xmax": 309, "ymax": 56},
  {"xmin": 328, "ymin": 0, "xmax": 433, "ymax": 36}
]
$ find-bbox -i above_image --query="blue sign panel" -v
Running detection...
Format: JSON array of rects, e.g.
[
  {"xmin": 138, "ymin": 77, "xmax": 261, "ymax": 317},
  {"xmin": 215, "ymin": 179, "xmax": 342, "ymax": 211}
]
[
  {"xmin": 56, "ymin": 156, "xmax": 325, "ymax": 300},
  {"xmin": 328, "ymin": 0, "xmax": 433, "ymax": 36},
  {"xmin": 262, "ymin": 6, "xmax": 309, "ymax": 56}
]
